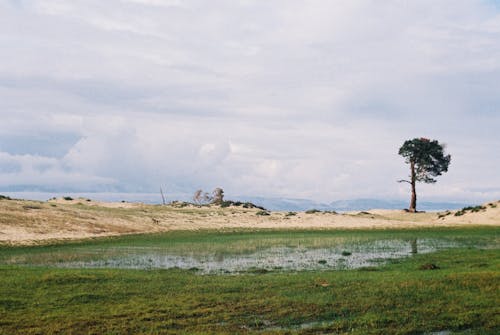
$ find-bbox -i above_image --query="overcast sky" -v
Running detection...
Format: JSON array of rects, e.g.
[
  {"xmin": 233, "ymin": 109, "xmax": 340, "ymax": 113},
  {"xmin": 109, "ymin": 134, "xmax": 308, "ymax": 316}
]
[{"xmin": 1, "ymin": 0, "xmax": 499, "ymax": 203}]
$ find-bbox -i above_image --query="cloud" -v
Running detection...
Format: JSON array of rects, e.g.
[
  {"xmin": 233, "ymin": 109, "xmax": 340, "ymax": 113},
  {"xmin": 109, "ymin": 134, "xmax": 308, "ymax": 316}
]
[
  {"xmin": 0, "ymin": 151, "xmax": 115, "ymax": 191},
  {"xmin": 0, "ymin": 0, "xmax": 499, "ymax": 202}
]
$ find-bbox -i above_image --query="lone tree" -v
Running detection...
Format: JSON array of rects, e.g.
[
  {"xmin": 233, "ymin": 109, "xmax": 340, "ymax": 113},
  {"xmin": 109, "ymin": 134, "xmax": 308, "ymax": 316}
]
[
  {"xmin": 212, "ymin": 187, "xmax": 224, "ymax": 205},
  {"xmin": 398, "ymin": 138, "xmax": 451, "ymax": 212}
]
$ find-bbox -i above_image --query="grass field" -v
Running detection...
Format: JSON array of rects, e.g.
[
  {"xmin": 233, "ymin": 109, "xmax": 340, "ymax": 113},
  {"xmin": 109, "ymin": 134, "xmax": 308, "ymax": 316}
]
[{"xmin": 0, "ymin": 227, "xmax": 499, "ymax": 334}]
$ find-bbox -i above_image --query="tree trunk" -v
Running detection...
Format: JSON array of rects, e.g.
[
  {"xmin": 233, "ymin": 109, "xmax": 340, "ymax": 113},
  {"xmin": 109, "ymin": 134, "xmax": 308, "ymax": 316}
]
[{"xmin": 409, "ymin": 160, "xmax": 417, "ymax": 212}]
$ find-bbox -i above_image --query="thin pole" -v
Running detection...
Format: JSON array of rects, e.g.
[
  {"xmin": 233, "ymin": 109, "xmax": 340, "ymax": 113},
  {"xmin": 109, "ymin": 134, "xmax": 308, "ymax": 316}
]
[{"xmin": 160, "ymin": 187, "xmax": 166, "ymax": 205}]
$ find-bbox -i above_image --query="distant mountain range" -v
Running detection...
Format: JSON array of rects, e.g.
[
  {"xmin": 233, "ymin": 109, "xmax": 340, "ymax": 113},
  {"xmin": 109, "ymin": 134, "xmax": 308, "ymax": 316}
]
[
  {"xmin": 233, "ymin": 196, "xmax": 470, "ymax": 212},
  {"xmin": 1, "ymin": 191, "xmax": 471, "ymax": 212}
]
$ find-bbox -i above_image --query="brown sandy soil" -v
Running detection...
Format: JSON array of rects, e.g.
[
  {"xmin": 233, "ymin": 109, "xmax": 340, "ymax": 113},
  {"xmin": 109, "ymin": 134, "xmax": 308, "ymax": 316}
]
[{"xmin": 0, "ymin": 197, "xmax": 498, "ymax": 245}]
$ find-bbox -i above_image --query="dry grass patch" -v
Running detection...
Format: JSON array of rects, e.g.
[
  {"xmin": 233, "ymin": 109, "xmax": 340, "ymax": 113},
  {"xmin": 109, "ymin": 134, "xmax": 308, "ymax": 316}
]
[{"xmin": 1, "ymin": 198, "xmax": 499, "ymax": 245}]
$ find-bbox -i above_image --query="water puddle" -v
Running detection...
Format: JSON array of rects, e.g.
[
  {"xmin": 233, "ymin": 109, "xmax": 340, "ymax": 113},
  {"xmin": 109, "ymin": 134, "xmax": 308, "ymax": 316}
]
[{"xmin": 0, "ymin": 238, "xmax": 465, "ymax": 274}]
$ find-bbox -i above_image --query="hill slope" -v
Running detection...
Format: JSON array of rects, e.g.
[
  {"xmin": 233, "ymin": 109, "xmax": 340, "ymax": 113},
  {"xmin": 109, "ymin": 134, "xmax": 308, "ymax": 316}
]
[{"xmin": 0, "ymin": 197, "xmax": 498, "ymax": 245}]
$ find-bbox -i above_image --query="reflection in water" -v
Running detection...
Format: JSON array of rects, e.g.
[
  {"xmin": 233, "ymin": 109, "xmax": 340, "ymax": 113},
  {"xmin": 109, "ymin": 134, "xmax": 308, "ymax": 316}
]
[
  {"xmin": 411, "ymin": 239, "xmax": 418, "ymax": 254},
  {"xmin": 0, "ymin": 238, "xmax": 463, "ymax": 274}
]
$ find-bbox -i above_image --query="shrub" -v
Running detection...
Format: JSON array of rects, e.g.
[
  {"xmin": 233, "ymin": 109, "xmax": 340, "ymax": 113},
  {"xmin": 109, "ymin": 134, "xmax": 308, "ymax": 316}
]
[
  {"xmin": 242, "ymin": 202, "xmax": 266, "ymax": 210},
  {"xmin": 455, "ymin": 205, "xmax": 486, "ymax": 216},
  {"xmin": 220, "ymin": 201, "xmax": 233, "ymax": 208},
  {"xmin": 285, "ymin": 211, "xmax": 297, "ymax": 217},
  {"xmin": 419, "ymin": 263, "xmax": 440, "ymax": 270},
  {"xmin": 219, "ymin": 200, "xmax": 265, "ymax": 210},
  {"xmin": 170, "ymin": 201, "xmax": 190, "ymax": 208},
  {"xmin": 63, "ymin": 196, "xmax": 73, "ymax": 201},
  {"xmin": 305, "ymin": 209, "xmax": 321, "ymax": 214},
  {"xmin": 469, "ymin": 205, "xmax": 486, "ymax": 212},
  {"xmin": 0, "ymin": 195, "xmax": 12, "ymax": 200},
  {"xmin": 256, "ymin": 210, "xmax": 270, "ymax": 216},
  {"xmin": 437, "ymin": 211, "xmax": 451, "ymax": 219},
  {"xmin": 341, "ymin": 251, "xmax": 352, "ymax": 256}
]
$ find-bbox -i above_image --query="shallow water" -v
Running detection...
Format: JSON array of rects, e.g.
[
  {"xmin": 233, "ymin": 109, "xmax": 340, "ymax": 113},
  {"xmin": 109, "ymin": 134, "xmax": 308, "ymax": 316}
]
[{"xmin": 0, "ymin": 238, "xmax": 469, "ymax": 274}]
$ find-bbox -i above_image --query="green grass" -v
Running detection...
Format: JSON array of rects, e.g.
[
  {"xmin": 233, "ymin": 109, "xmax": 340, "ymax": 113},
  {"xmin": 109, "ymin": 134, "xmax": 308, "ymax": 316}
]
[
  {"xmin": 0, "ymin": 227, "xmax": 499, "ymax": 334},
  {"xmin": 2, "ymin": 226, "xmax": 497, "ymax": 251}
]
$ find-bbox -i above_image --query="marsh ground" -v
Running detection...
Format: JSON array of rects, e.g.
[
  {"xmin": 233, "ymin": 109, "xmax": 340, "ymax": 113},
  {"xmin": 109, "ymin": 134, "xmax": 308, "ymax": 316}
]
[
  {"xmin": 0, "ymin": 227, "xmax": 499, "ymax": 334},
  {"xmin": 0, "ymin": 198, "xmax": 498, "ymax": 334}
]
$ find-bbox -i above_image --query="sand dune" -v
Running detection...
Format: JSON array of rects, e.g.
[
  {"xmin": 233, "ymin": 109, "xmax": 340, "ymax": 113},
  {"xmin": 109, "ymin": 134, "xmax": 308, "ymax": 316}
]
[{"xmin": 0, "ymin": 197, "xmax": 498, "ymax": 245}]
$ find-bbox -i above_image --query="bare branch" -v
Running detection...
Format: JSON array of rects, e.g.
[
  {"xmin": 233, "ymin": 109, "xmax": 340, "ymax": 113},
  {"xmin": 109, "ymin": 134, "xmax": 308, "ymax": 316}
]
[
  {"xmin": 193, "ymin": 189, "xmax": 203, "ymax": 204},
  {"xmin": 397, "ymin": 179, "xmax": 411, "ymax": 184}
]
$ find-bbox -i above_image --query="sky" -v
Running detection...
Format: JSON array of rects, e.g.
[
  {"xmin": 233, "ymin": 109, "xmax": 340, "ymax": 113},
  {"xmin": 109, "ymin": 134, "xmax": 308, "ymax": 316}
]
[{"xmin": 0, "ymin": 0, "xmax": 499, "ymax": 203}]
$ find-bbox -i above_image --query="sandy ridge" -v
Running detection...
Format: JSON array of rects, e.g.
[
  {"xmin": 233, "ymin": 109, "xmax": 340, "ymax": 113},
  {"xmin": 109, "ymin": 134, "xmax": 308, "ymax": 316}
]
[{"xmin": 0, "ymin": 198, "xmax": 498, "ymax": 245}]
